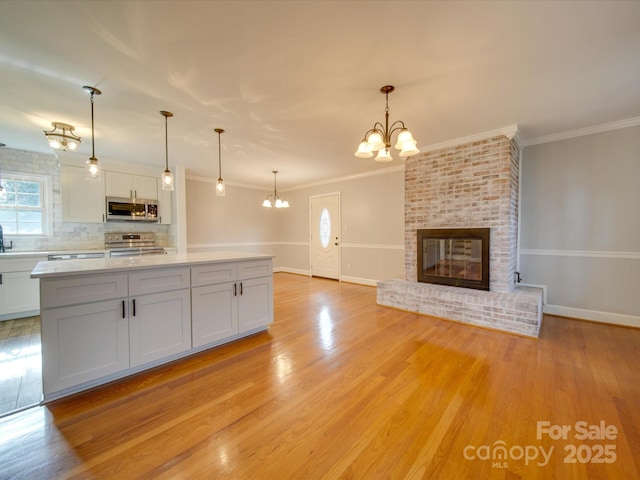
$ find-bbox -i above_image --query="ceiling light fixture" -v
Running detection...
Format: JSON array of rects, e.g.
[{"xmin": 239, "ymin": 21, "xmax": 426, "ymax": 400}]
[
  {"xmin": 0, "ymin": 143, "xmax": 6, "ymax": 202},
  {"xmin": 82, "ymin": 85, "xmax": 102, "ymax": 181},
  {"xmin": 43, "ymin": 122, "xmax": 81, "ymax": 151},
  {"xmin": 160, "ymin": 111, "xmax": 174, "ymax": 191},
  {"xmin": 214, "ymin": 128, "xmax": 225, "ymax": 197},
  {"xmin": 354, "ymin": 85, "xmax": 420, "ymax": 162},
  {"xmin": 262, "ymin": 170, "xmax": 289, "ymax": 208}
]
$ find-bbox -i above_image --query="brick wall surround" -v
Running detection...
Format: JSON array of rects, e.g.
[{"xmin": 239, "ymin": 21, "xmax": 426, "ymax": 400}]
[{"xmin": 377, "ymin": 133, "xmax": 543, "ymax": 337}]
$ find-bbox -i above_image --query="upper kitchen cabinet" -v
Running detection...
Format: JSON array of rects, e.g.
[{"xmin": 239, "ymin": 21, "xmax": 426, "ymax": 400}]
[
  {"xmin": 157, "ymin": 179, "xmax": 172, "ymax": 225},
  {"xmin": 106, "ymin": 171, "xmax": 158, "ymax": 200},
  {"xmin": 61, "ymin": 165, "xmax": 105, "ymax": 223}
]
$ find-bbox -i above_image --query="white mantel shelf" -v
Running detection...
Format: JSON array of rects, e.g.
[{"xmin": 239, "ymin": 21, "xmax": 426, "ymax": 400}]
[{"xmin": 31, "ymin": 251, "xmax": 275, "ymax": 279}]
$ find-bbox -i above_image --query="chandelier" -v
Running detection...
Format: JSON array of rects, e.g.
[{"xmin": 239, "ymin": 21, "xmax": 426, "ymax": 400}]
[
  {"xmin": 82, "ymin": 85, "xmax": 102, "ymax": 181},
  {"xmin": 354, "ymin": 85, "xmax": 420, "ymax": 162},
  {"xmin": 262, "ymin": 171, "xmax": 289, "ymax": 208},
  {"xmin": 160, "ymin": 111, "xmax": 174, "ymax": 191},
  {"xmin": 214, "ymin": 128, "xmax": 226, "ymax": 196},
  {"xmin": 43, "ymin": 122, "xmax": 81, "ymax": 151}
]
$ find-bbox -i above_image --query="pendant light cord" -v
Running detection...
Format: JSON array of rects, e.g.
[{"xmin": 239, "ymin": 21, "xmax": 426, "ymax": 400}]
[
  {"xmin": 218, "ymin": 131, "xmax": 222, "ymax": 181},
  {"xmin": 90, "ymin": 91, "xmax": 96, "ymax": 159},
  {"xmin": 165, "ymin": 115, "xmax": 169, "ymax": 170}
]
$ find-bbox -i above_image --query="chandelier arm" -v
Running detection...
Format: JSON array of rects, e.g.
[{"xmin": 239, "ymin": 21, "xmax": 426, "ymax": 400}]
[
  {"xmin": 361, "ymin": 124, "xmax": 385, "ymax": 140},
  {"xmin": 389, "ymin": 121, "xmax": 408, "ymax": 137}
]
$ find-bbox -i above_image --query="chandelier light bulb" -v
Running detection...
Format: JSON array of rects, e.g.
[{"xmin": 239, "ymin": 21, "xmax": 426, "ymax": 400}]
[
  {"xmin": 366, "ymin": 131, "xmax": 385, "ymax": 151},
  {"xmin": 354, "ymin": 140, "xmax": 373, "ymax": 158},
  {"xmin": 375, "ymin": 148, "xmax": 393, "ymax": 162}
]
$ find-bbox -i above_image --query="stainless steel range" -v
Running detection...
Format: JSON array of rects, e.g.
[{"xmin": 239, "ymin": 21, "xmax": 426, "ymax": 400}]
[{"xmin": 105, "ymin": 232, "xmax": 165, "ymax": 257}]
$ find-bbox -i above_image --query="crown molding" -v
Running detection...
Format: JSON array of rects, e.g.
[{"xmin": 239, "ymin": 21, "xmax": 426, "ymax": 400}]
[
  {"xmin": 522, "ymin": 116, "xmax": 640, "ymax": 146},
  {"xmin": 420, "ymin": 125, "xmax": 520, "ymax": 153}
]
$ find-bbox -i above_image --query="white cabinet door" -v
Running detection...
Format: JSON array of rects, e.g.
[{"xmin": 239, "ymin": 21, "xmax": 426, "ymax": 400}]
[
  {"xmin": 105, "ymin": 171, "xmax": 135, "ymax": 198},
  {"xmin": 0, "ymin": 257, "xmax": 46, "ymax": 319},
  {"xmin": 134, "ymin": 175, "xmax": 158, "ymax": 200},
  {"xmin": 192, "ymin": 282, "xmax": 238, "ymax": 347},
  {"xmin": 238, "ymin": 276, "xmax": 273, "ymax": 333},
  {"xmin": 129, "ymin": 289, "xmax": 191, "ymax": 367},
  {"xmin": 41, "ymin": 298, "xmax": 129, "ymax": 394},
  {"xmin": 0, "ymin": 271, "xmax": 40, "ymax": 318},
  {"xmin": 158, "ymin": 178, "xmax": 172, "ymax": 224},
  {"xmin": 61, "ymin": 165, "xmax": 105, "ymax": 223},
  {"xmin": 105, "ymin": 172, "xmax": 158, "ymax": 200}
]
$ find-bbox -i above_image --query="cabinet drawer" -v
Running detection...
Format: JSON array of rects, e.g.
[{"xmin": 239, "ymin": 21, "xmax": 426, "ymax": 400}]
[
  {"xmin": 191, "ymin": 262, "xmax": 237, "ymax": 287},
  {"xmin": 238, "ymin": 259, "xmax": 272, "ymax": 280},
  {"xmin": 41, "ymin": 273, "xmax": 128, "ymax": 308},
  {"xmin": 129, "ymin": 267, "xmax": 190, "ymax": 296}
]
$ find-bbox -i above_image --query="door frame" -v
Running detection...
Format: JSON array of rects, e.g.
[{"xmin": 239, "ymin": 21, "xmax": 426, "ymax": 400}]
[{"xmin": 309, "ymin": 192, "xmax": 341, "ymax": 280}]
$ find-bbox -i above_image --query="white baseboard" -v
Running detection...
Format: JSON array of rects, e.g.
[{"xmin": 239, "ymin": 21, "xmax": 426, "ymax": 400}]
[
  {"xmin": 340, "ymin": 275, "xmax": 378, "ymax": 287},
  {"xmin": 543, "ymin": 304, "xmax": 640, "ymax": 329},
  {"xmin": 275, "ymin": 267, "xmax": 310, "ymax": 276}
]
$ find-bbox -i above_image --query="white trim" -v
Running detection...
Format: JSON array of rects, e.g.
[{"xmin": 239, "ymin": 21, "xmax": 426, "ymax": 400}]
[
  {"xmin": 420, "ymin": 125, "xmax": 519, "ymax": 153},
  {"xmin": 341, "ymin": 243, "xmax": 404, "ymax": 250},
  {"xmin": 185, "ymin": 175, "xmax": 263, "ymax": 191},
  {"xmin": 523, "ymin": 116, "xmax": 640, "ymax": 146},
  {"xmin": 543, "ymin": 304, "xmax": 640, "ymax": 329},
  {"xmin": 274, "ymin": 267, "xmax": 310, "ymax": 276},
  {"xmin": 290, "ymin": 165, "xmax": 404, "ymax": 191},
  {"xmin": 340, "ymin": 275, "xmax": 378, "ymax": 287},
  {"xmin": 280, "ymin": 241, "xmax": 309, "ymax": 247},
  {"xmin": 188, "ymin": 241, "xmax": 281, "ymax": 249},
  {"xmin": 520, "ymin": 249, "xmax": 640, "ymax": 260}
]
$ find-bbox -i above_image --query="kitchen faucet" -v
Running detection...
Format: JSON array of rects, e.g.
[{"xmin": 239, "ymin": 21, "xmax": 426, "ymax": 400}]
[{"xmin": 0, "ymin": 224, "xmax": 13, "ymax": 253}]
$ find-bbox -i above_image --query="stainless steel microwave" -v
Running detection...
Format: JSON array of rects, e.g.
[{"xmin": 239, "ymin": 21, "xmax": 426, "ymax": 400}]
[{"xmin": 106, "ymin": 196, "xmax": 159, "ymax": 222}]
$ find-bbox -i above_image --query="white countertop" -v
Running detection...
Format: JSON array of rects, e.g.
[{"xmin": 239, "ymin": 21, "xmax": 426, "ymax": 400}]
[
  {"xmin": 0, "ymin": 249, "xmax": 108, "ymax": 259},
  {"xmin": 31, "ymin": 251, "xmax": 274, "ymax": 279}
]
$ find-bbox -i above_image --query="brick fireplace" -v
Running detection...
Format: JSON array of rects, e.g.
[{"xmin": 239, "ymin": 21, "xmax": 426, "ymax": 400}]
[{"xmin": 377, "ymin": 128, "xmax": 543, "ymax": 337}]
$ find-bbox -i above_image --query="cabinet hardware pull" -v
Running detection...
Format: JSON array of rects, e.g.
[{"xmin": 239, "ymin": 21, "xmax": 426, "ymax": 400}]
[
  {"xmin": 122, "ymin": 300, "xmax": 125, "ymax": 318},
  {"xmin": 132, "ymin": 299, "xmax": 136, "ymax": 316},
  {"xmin": 240, "ymin": 282, "xmax": 243, "ymax": 295},
  {"xmin": 0, "ymin": 274, "xmax": 2, "ymax": 285},
  {"xmin": 233, "ymin": 283, "xmax": 237, "ymax": 296}
]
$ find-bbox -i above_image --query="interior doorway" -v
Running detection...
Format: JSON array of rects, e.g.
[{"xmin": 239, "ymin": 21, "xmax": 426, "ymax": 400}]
[{"xmin": 310, "ymin": 193, "xmax": 341, "ymax": 280}]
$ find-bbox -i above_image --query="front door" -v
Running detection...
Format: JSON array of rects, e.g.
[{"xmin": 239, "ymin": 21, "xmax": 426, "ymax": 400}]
[{"xmin": 310, "ymin": 193, "xmax": 340, "ymax": 280}]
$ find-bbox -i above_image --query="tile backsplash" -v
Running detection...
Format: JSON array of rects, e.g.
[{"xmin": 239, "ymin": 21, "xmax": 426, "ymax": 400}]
[{"xmin": 0, "ymin": 147, "xmax": 173, "ymax": 252}]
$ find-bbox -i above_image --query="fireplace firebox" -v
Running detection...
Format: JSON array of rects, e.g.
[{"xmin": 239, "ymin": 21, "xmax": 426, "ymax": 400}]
[{"xmin": 417, "ymin": 228, "xmax": 490, "ymax": 291}]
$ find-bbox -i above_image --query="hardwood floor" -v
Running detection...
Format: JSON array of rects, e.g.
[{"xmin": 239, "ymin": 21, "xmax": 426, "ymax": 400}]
[{"xmin": 0, "ymin": 273, "xmax": 638, "ymax": 479}]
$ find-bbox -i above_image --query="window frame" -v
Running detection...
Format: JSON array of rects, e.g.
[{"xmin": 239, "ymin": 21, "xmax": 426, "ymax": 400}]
[{"xmin": 0, "ymin": 172, "xmax": 54, "ymax": 237}]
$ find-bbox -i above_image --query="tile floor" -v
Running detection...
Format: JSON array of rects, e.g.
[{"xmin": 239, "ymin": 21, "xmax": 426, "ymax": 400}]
[{"xmin": 0, "ymin": 317, "xmax": 42, "ymax": 417}]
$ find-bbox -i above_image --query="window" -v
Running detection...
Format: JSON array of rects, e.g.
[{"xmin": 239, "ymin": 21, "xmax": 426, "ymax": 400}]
[
  {"xmin": 0, "ymin": 173, "xmax": 53, "ymax": 236},
  {"xmin": 319, "ymin": 208, "xmax": 331, "ymax": 248}
]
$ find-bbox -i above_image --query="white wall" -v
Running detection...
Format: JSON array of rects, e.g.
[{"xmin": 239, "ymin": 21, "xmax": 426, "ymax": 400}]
[
  {"xmin": 520, "ymin": 125, "xmax": 640, "ymax": 326},
  {"xmin": 185, "ymin": 168, "xmax": 405, "ymax": 285}
]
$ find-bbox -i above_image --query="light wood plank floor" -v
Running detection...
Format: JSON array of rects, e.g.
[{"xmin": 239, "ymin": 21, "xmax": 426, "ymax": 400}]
[{"xmin": 0, "ymin": 273, "xmax": 638, "ymax": 479}]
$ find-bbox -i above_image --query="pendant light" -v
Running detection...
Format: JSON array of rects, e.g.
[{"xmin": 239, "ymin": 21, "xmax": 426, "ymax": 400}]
[
  {"xmin": 82, "ymin": 86, "xmax": 102, "ymax": 181},
  {"xmin": 354, "ymin": 85, "xmax": 420, "ymax": 162},
  {"xmin": 43, "ymin": 122, "xmax": 81, "ymax": 151},
  {"xmin": 0, "ymin": 143, "xmax": 6, "ymax": 202},
  {"xmin": 160, "ymin": 111, "xmax": 174, "ymax": 191},
  {"xmin": 214, "ymin": 128, "xmax": 226, "ymax": 196},
  {"xmin": 262, "ymin": 170, "xmax": 289, "ymax": 208}
]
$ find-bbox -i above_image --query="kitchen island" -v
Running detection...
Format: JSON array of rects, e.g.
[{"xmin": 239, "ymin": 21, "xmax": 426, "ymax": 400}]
[{"xmin": 31, "ymin": 251, "xmax": 274, "ymax": 402}]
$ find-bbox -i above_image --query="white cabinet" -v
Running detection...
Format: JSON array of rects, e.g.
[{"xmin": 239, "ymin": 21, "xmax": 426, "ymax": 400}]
[
  {"xmin": 158, "ymin": 178, "xmax": 172, "ymax": 224},
  {"xmin": 40, "ymin": 273, "xmax": 129, "ymax": 394},
  {"xmin": 191, "ymin": 260, "xmax": 273, "ymax": 347},
  {"xmin": 60, "ymin": 165, "xmax": 105, "ymax": 223},
  {"xmin": 128, "ymin": 268, "xmax": 191, "ymax": 366},
  {"xmin": 41, "ymin": 298, "xmax": 129, "ymax": 393},
  {"xmin": 0, "ymin": 256, "xmax": 46, "ymax": 320},
  {"xmin": 106, "ymin": 171, "xmax": 158, "ymax": 200}
]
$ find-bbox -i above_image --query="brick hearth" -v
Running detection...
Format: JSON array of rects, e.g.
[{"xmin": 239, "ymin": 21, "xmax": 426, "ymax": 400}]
[{"xmin": 377, "ymin": 130, "xmax": 543, "ymax": 337}]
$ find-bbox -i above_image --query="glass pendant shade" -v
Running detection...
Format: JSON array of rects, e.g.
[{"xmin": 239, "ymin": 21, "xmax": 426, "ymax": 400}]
[
  {"xmin": 399, "ymin": 141, "xmax": 420, "ymax": 157},
  {"xmin": 375, "ymin": 147, "xmax": 393, "ymax": 162},
  {"xmin": 44, "ymin": 122, "xmax": 81, "ymax": 151},
  {"xmin": 262, "ymin": 197, "xmax": 273, "ymax": 208},
  {"xmin": 216, "ymin": 178, "xmax": 226, "ymax": 196},
  {"xmin": 161, "ymin": 169, "xmax": 174, "ymax": 191},
  {"xmin": 85, "ymin": 157, "xmax": 101, "ymax": 181},
  {"xmin": 366, "ymin": 131, "xmax": 385, "ymax": 151},
  {"xmin": 394, "ymin": 129, "xmax": 416, "ymax": 149},
  {"xmin": 354, "ymin": 141, "xmax": 373, "ymax": 158}
]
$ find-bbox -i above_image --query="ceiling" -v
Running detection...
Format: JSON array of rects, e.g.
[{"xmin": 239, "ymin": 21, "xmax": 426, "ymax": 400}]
[{"xmin": 1, "ymin": 1, "xmax": 639, "ymax": 190}]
